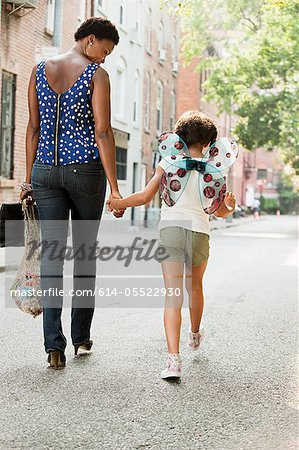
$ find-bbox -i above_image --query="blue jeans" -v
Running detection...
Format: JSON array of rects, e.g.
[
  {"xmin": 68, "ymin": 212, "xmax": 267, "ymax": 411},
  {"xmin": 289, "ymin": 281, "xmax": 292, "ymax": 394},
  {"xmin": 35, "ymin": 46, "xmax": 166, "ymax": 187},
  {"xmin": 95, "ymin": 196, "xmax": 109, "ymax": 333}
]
[{"xmin": 31, "ymin": 159, "xmax": 107, "ymax": 353}]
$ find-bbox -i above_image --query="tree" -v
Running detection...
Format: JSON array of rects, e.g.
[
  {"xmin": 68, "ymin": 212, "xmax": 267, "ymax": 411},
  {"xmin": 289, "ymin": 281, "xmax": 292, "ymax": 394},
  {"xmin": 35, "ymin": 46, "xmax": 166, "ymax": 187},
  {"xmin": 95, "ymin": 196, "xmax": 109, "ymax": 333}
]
[
  {"xmin": 162, "ymin": 0, "xmax": 299, "ymax": 174},
  {"xmin": 277, "ymin": 173, "xmax": 299, "ymax": 214}
]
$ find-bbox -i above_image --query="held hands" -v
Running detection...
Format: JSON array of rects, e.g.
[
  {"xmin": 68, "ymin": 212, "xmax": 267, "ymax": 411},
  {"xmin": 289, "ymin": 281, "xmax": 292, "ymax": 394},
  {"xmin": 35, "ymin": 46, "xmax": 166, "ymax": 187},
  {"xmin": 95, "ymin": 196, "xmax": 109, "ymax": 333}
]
[
  {"xmin": 106, "ymin": 191, "xmax": 125, "ymax": 218},
  {"xmin": 107, "ymin": 197, "xmax": 122, "ymax": 211},
  {"xmin": 223, "ymin": 191, "xmax": 236, "ymax": 212}
]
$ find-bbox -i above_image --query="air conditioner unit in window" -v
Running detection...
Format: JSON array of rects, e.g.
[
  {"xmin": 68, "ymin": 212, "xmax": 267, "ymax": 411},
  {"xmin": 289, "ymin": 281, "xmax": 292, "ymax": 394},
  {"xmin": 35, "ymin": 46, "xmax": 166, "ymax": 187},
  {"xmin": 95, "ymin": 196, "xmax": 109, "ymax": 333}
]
[
  {"xmin": 172, "ymin": 61, "xmax": 179, "ymax": 73},
  {"xmin": 5, "ymin": 0, "xmax": 38, "ymax": 5},
  {"xmin": 5, "ymin": 0, "xmax": 38, "ymax": 17},
  {"xmin": 159, "ymin": 49, "xmax": 166, "ymax": 62}
]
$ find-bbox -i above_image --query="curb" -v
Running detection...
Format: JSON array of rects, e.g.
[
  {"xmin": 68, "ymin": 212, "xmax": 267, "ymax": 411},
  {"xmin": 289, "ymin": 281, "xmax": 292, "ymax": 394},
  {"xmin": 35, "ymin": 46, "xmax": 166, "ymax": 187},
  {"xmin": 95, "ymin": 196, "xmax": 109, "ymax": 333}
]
[
  {"xmin": 210, "ymin": 216, "xmax": 257, "ymax": 231},
  {"xmin": 0, "ymin": 216, "xmax": 256, "ymax": 273}
]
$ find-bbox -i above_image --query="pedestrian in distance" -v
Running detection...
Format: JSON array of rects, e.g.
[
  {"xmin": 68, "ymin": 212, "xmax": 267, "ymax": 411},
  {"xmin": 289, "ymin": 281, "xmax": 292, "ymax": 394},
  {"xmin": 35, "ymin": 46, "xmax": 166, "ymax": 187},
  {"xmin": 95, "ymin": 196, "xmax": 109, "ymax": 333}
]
[
  {"xmin": 252, "ymin": 198, "xmax": 261, "ymax": 219},
  {"xmin": 107, "ymin": 111, "xmax": 237, "ymax": 380},
  {"xmin": 19, "ymin": 17, "xmax": 125, "ymax": 370}
]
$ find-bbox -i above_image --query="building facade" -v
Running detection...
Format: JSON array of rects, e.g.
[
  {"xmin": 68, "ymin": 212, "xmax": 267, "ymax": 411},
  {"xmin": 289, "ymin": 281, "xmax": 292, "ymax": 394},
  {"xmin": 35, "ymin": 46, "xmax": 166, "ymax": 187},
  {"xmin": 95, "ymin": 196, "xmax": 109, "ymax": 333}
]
[
  {"xmin": 0, "ymin": 0, "xmax": 182, "ymax": 227},
  {"xmin": 0, "ymin": 0, "xmax": 95, "ymax": 204},
  {"xmin": 141, "ymin": 1, "xmax": 179, "ymax": 221},
  {"xmin": 243, "ymin": 148, "xmax": 283, "ymax": 205},
  {"xmin": 97, "ymin": 0, "xmax": 144, "ymax": 223}
]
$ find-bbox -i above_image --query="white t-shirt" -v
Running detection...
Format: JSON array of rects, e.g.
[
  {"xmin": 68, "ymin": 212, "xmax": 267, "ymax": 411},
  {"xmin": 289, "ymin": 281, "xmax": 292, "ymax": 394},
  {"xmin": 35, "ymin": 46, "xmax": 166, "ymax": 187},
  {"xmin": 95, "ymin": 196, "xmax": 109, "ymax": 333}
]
[{"xmin": 157, "ymin": 157, "xmax": 210, "ymax": 235}]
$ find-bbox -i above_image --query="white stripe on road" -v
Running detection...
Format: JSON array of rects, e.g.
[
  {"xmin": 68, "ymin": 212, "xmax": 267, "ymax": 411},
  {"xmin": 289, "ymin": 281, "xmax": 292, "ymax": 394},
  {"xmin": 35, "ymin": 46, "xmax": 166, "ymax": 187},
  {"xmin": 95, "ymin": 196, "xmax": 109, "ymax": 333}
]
[
  {"xmin": 39, "ymin": 275, "xmax": 165, "ymax": 279},
  {"xmin": 282, "ymin": 250, "xmax": 298, "ymax": 267},
  {"xmin": 222, "ymin": 232, "xmax": 290, "ymax": 239},
  {"xmin": 96, "ymin": 275, "xmax": 164, "ymax": 278}
]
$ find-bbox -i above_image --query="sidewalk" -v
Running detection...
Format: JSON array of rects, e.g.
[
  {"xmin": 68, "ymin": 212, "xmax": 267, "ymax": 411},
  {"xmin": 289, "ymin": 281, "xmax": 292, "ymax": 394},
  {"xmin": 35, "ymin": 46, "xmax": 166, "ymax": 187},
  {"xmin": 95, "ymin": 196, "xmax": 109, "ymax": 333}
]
[{"xmin": 0, "ymin": 215, "xmax": 256, "ymax": 272}]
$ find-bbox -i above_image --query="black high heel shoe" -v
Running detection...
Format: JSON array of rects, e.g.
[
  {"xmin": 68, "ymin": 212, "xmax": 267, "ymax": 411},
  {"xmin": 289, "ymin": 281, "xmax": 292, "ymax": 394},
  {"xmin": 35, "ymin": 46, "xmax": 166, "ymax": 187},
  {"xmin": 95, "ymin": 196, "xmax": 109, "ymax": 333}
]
[
  {"xmin": 74, "ymin": 339, "xmax": 93, "ymax": 356},
  {"xmin": 47, "ymin": 350, "xmax": 66, "ymax": 370}
]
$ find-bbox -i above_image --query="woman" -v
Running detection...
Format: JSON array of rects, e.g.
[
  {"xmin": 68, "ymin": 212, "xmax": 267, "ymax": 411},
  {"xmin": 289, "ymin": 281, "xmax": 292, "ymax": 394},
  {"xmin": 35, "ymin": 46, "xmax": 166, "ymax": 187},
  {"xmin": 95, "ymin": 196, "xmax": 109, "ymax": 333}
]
[{"xmin": 19, "ymin": 17, "xmax": 124, "ymax": 369}]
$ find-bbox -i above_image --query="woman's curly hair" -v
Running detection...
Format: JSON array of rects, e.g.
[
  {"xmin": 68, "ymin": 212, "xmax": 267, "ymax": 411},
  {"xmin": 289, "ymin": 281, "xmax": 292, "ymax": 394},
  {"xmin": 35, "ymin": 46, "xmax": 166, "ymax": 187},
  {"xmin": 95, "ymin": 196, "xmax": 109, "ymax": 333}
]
[{"xmin": 74, "ymin": 17, "xmax": 119, "ymax": 45}]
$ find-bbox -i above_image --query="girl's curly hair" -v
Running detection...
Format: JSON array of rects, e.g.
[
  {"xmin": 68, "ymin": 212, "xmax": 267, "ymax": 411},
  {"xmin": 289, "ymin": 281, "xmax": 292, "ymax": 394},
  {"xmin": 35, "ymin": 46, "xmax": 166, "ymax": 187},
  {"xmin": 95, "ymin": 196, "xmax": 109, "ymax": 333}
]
[{"xmin": 174, "ymin": 110, "xmax": 218, "ymax": 147}]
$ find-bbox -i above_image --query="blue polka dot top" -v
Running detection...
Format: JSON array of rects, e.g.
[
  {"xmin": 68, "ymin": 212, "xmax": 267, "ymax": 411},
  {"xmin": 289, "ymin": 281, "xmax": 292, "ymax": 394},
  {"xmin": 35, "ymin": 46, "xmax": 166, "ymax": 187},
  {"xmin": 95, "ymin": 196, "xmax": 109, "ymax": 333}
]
[{"xmin": 35, "ymin": 59, "xmax": 101, "ymax": 165}]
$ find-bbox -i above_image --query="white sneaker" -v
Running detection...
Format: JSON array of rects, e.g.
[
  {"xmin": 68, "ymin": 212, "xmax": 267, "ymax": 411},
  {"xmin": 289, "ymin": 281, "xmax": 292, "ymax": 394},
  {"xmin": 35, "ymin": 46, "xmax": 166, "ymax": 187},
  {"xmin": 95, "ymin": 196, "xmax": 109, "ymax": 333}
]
[
  {"xmin": 188, "ymin": 329, "xmax": 204, "ymax": 351},
  {"xmin": 161, "ymin": 353, "xmax": 182, "ymax": 379}
]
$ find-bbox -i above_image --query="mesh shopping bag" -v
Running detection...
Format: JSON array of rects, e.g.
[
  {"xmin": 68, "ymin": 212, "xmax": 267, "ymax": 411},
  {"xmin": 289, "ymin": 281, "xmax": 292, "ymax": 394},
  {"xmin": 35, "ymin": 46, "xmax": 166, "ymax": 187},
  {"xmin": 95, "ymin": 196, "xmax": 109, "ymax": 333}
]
[{"xmin": 10, "ymin": 200, "xmax": 42, "ymax": 318}]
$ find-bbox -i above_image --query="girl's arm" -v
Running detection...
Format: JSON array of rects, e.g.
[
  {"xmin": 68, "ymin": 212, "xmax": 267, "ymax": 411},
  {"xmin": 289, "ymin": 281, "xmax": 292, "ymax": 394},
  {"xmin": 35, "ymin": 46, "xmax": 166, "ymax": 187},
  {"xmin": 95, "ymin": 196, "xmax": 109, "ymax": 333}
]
[
  {"xmin": 107, "ymin": 166, "xmax": 164, "ymax": 210},
  {"xmin": 214, "ymin": 192, "xmax": 236, "ymax": 218}
]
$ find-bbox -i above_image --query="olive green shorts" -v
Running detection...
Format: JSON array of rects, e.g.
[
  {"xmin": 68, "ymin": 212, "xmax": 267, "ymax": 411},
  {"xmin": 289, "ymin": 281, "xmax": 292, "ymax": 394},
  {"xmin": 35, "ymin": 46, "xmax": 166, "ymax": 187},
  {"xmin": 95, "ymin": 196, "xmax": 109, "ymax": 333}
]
[{"xmin": 158, "ymin": 226, "xmax": 210, "ymax": 267}]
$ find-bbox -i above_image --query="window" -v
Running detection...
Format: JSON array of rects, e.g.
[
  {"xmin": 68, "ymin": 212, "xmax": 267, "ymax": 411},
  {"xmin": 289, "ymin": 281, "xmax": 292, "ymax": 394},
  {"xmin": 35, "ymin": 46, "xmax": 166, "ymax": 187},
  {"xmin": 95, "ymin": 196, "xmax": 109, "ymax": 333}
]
[
  {"xmin": 152, "ymin": 151, "xmax": 159, "ymax": 170},
  {"xmin": 115, "ymin": 58, "xmax": 126, "ymax": 118},
  {"xmin": 0, "ymin": 72, "xmax": 16, "ymax": 179},
  {"xmin": 136, "ymin": 0, "xmax": 142, "ymax": 41},
  {"xmin": 78, "ymin": 0, "xmax": 85, "ymax": 24},
  {"xmin": 257, "ymin": 169, "xmax": 268, "ymax": 180},
  {"xmin": 133, "ymin": 70, "xmax": 140, "ymax": 125},
  {"xmin": 200, "ymin": 69, "xmax": 210, "ymax": 95},
  {"xmin": 144, "ymin": 72, "xmax": 151, "ymax": 131},
  {"xmin": 116, "ymin": 147, "xmax": 127, "ymax": 180},
  {"xmin": 95, "ymin": 0, "xmax": 105, "ymax": 15},
  {"xmin": 156, "ymin": 81, "xmax": 163, "ymax": 133},
  {"xmin": 46, "ymin": 0, "xmax": 56, "ymax": 34},
  {"xmin": 272, "ymin": 169, "xmax": 281, "ymax": 187},
  {"xmin": 158, "ymin": 22, "xmax": 166, "ymax": 61},
  {"xmin": 172, "ymin": 36, "xmax": 178, "ymax": 62},
  {"xmin": 119, "ymin": 0, "xmax": 126, "ymax": 27},
  {"xmin": 170, "ymin": 90, "xmax": 176, "ymax": 130},
  {"xmin": 158, "ymin": 21, "xmax": 165, "ymax": 51},
  {"xmin": 147, "ymin": 8, "xmax": 152, "ymax": 52}
]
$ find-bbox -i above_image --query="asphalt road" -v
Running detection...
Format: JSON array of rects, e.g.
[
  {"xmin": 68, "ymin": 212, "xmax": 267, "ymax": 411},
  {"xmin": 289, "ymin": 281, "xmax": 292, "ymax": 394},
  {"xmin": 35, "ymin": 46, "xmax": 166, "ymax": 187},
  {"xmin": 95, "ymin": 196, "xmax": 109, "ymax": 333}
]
[{"xmin": 0, "ymin": 215, "xmax": 298, "ymax": 449}]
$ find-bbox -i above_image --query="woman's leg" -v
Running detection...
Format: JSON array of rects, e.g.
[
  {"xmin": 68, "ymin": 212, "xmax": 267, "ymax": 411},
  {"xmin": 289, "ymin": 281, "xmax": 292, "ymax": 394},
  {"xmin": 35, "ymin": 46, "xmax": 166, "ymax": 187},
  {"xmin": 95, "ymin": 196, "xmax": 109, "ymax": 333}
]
[
  {"xmin": 185, "ymin": 260, "xmax": 208, "ymax": 333},
  {"xmin": 31, "ymin": 162, "xmax": 70, "ymax": 353},
  {"xmin": 161, "ymin": 261, "xmax": 184, "ymax": 354},
  {"xmin": 65, "ymin": 162, "xmax": 107, "ymax": 347}
]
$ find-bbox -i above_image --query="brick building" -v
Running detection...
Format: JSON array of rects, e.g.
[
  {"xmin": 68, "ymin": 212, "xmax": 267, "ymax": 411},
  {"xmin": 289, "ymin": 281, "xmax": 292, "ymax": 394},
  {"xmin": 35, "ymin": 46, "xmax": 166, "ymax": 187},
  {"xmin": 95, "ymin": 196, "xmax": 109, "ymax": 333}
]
[
  {"xmin": 243, "ymin": 148, "xmax": 283, "ymax": 206},
  {"xmin": 0, "ymin": 0, "xmax": 95, "ymax": 204}
]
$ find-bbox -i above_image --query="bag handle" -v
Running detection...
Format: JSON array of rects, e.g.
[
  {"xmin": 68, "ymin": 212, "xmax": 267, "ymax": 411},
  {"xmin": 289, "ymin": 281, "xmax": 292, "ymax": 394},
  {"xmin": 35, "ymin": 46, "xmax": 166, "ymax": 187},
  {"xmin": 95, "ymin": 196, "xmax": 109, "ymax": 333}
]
[{"xmin": 21, "ymin": 199, "xmax": 38, "ymax": 220}]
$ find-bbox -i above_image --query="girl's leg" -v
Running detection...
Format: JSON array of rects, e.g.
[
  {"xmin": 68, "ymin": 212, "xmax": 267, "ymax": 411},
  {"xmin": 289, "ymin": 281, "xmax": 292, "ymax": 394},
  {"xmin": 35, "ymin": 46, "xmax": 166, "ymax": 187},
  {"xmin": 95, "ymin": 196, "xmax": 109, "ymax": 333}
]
[
  {"xmin": 161, "ymin": 261, "xmax": 184, "ymax": 354},
  {"xmin": 185, "ymin": 260, "xmax": 208, "ymax": 333}
]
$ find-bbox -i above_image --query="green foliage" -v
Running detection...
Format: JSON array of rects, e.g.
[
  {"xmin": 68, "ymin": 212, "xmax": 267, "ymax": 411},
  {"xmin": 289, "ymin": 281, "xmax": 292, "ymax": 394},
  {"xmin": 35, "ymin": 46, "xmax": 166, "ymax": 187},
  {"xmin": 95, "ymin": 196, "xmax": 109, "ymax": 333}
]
[
  {"xmin": 164, "ymin": 0, "xmax": 299, "ymax": 174},
  {"xmin": 160, "ymin": 0, "xmax": 193, "ymax": 16},
  {"xmin": 277, "ymin": 173, "xmax": 299, "ymax": 214},
  {"xmin": 260, "ymin": 197, "xmax": 280, "ymax": 214},
  {"xmin": 259, "ymin": 172, "xmax": 299, "ymax": 214}
]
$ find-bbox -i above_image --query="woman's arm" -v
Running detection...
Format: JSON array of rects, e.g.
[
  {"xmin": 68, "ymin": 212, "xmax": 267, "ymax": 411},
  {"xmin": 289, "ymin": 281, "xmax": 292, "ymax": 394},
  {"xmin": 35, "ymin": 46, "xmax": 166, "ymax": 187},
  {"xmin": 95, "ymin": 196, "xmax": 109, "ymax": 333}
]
[
  {"xmin": 107, "ymin": 166, "xmax": 164, "ymax": 210},
  {"xmin": 92, "ymin": 67, "xmax": 120, "ymax": 197},
  {"xmin": 19, "ymin": 65, "xmax": 40, "ymax": 201},
  {"xmin": 214, "ymin": 192, "xmax": 236, "ymax": 218}
]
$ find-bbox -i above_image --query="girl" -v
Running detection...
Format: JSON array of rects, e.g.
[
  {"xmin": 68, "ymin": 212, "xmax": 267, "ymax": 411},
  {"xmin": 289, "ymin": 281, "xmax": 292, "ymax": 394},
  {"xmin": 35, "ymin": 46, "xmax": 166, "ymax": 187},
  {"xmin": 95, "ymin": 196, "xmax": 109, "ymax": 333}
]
[{"xmin": 107, "ymin": 111, "xmax": 236, "ymax": 379}]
